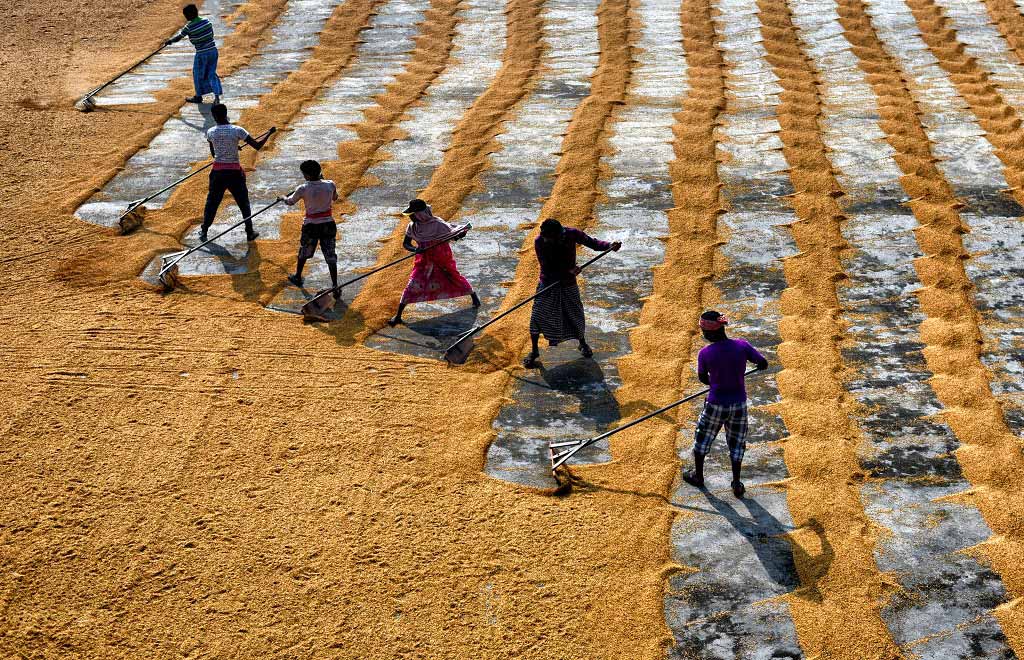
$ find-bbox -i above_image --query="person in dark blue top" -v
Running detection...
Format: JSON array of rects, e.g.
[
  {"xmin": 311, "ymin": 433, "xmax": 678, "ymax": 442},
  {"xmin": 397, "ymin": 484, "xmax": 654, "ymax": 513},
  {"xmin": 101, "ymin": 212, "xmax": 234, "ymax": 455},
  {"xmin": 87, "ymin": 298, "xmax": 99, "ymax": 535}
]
[
  {"xmin": 167, "ymin": 4, "xmax": 222, "ymax": 104},
  {"xmin": 683, "ymin": 310, "xmax": 768, "ymax": 498},
  {"xmin": 523, "ymin": 218, "xmax": 620, "ymax": 368}
]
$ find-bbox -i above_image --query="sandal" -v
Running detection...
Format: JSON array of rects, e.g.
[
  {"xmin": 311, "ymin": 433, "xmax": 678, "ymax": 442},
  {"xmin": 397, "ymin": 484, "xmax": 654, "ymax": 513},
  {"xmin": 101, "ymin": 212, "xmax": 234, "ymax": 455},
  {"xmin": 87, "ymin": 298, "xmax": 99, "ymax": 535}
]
[
  {"xmin": 522, "ymin": 353, "xmax": 540, "ymax": 369},
  {"xmin": 731, "ymin": 480, "xmax": 746, "ymax": 499},
  {"xmin": 682, "ymin": 471, "xmax": 705, "ymax": 489},
  {"xmin": 287, "ymin": 273, "xmax": 304, "ymax": 287}
]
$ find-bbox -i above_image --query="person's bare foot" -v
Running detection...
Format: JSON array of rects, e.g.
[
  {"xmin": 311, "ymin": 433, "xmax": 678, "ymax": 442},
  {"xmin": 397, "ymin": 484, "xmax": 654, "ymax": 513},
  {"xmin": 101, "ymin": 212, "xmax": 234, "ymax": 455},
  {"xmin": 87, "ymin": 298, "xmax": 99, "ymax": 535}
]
[
  {"xmin": 522, "ymin": 352, "xmax": 540, "ymax": 368},
  {"xmin": 731, "ymin": 480, "xmax": 746, "ymax": 499},
  {"xmin": 387, "ymin": 316, "xmax": 403, "ymax": 327},
  {"xmin": 579, "ymin": 342, "xmax": 593, "ymax": 358},
  {"xmin": 470, "ymin": 292, "xmax": 481, "ymax": 307}
]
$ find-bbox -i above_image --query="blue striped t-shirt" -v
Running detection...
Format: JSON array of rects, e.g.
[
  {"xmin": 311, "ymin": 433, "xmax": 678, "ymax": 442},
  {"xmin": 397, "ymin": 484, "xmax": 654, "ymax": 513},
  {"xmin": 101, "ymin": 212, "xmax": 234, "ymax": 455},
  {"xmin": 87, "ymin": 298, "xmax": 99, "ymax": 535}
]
[{"xmin": 177, "ymin": 17, "xmax": 216, "ymax": 53}]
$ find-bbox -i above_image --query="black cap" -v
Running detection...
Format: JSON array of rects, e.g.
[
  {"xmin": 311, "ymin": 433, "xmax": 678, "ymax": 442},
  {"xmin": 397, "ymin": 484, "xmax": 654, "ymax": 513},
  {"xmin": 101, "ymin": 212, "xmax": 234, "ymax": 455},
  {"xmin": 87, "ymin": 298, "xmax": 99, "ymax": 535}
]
[{"xmin": 403, "ymin": 198, "xmax": 427, "ymax": 214}]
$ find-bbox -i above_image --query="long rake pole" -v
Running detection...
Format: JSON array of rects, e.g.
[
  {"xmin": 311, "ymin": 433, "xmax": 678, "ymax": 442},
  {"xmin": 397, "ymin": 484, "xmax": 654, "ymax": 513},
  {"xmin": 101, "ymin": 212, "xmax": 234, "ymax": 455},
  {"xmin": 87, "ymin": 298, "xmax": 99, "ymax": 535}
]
[
  {"xmin": 79, "ymin": 39, "xmax": 173, "ymax": 105},
  {"xmin": 302, "ymin": 223, "xmax": 471, "ymax": 308},
  {"xmin": 158, "ymin": 197, "xmax": 286, "ymax": 283},
  {"xmin": 549, "ymin": 367, "xmax": 760, "ymax": 471},
  {"xmin": 445, "ymin": 248, "xmax": 614, "ymax": 353},
  {"xmin": 121, "ymin": 129, "xmax": 275, "ymax": 218}
]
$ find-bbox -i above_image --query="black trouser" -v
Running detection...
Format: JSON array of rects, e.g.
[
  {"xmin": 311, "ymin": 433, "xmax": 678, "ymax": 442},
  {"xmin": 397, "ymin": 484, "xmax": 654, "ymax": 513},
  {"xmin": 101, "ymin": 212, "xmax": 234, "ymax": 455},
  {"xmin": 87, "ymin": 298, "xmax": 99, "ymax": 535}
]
[{"xmin": 203, "ymin": 169, "xmax": 253, "ymax": 233}]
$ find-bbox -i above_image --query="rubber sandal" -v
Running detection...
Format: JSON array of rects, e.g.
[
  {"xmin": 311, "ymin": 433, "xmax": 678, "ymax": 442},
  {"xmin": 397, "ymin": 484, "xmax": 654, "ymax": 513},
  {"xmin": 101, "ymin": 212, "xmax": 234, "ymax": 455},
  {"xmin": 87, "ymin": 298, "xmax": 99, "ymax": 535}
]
[
  {"xmin": 682, "ymin": 471, "xmax": 705, "ymax": 489},
  {"xmin": 523, "ymin": 353, "xmax": 540, "ymax": 369},
  {"xmin": 287, "ymin": 274, "xmax": 304, "ymax": 287},
  {"xmin": 731, "ymin": 480, "xmax": 746, "ymax": 499}
]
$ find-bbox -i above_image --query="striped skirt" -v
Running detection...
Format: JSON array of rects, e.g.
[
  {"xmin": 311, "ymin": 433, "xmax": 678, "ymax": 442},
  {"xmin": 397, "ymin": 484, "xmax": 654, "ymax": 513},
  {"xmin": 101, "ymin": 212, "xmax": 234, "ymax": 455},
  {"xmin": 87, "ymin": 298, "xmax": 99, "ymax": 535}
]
[{"xmin": 529, "ymin": 281, "xmax": 586, "ymax": 345}]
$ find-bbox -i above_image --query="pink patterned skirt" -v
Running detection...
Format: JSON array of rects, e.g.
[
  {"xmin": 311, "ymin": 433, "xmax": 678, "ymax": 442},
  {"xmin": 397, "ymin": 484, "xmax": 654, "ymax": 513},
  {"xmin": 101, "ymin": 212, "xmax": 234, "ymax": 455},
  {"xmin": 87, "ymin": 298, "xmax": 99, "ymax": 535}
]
[{"xmin": 400, "ymin": 243, "xmax": 474, "ymax": 304}]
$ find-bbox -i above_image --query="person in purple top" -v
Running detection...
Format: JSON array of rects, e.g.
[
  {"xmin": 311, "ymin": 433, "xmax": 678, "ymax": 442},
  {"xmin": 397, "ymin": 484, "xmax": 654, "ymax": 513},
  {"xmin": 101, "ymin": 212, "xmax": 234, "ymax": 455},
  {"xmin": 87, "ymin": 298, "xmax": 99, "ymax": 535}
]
[
  {"xmin": 682, "ymin": 310, "xmax": 768, "ymax": 498},
  {"xmin": 523, "ymin": 219, "xmax": 621, "ymax": 368}
]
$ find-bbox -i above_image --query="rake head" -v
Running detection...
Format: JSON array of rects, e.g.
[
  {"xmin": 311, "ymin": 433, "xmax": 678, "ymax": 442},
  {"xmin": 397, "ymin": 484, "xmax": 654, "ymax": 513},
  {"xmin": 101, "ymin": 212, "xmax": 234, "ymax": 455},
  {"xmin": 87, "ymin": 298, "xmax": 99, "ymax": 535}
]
[
  {"xmin": 118, "ymin": 202, "xmax": 146, "ymax": 234},
  {"xmin": 443, "ymin": 332, "xmax": 475, "ymax": 365},
  {"xmin": 301, "ymin": 289, "xmax": 337, "ymax": 322},
  {"xmin": 75, "ymin": 95, "xmax": 97, "ymax": 112},
  {"xmin": 158, "ymin": 259, "xmax": 181, "ymax": 292}
]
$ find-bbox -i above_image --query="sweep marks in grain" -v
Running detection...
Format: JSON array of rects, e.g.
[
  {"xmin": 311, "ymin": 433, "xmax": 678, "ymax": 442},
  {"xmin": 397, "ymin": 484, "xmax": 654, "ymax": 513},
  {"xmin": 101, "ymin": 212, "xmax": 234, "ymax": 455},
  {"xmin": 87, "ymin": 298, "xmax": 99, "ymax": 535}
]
[
  {"xmin": 754, "ymin": 0, "xmax": 906, "ymax": 654},
  {"xmin": 793, "ymin": 0, "xmax": 1017, "ymax": 654},
  {"xmin": 660, "ymin": 0, "xmax": 805, "ymax": 654},
  {"xmin": 841, "ymin": 0, "xmax": 1024, "ymax": 650}
]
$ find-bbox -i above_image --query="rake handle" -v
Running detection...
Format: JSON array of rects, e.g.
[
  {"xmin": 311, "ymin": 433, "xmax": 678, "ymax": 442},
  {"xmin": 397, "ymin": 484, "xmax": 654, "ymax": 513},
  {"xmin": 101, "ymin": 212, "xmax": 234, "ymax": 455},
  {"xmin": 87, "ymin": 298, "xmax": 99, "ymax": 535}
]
[
  {"xmin": 158, "ymin": 197, "xmax": 285, "ymax": 278},
  {"xmin": 550, "ymin": 367, "xmax": 761, "ymax": 471},
  {"xmin": 447, "ymin": 247, "xmax": 615, "ymax": 351},
  {"xmin": 126, "ymin": 129, "xmax": 275, "ymax": 212},
  {"xmin": 304, "ymin": 224, "xmax": 472, "ymax": 307},
  {"xmin": 84, "ymin": 39, "xmax": 173, "ymax": 99}
]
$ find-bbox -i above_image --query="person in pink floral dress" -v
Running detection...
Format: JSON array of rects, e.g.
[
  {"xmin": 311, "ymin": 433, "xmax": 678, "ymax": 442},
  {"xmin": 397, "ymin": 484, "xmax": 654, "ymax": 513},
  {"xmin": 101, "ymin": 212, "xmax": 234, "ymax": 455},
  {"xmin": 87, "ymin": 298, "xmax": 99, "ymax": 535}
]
[{"xmin": 387, "ymin": 199, "xmax": 480, "ymax": 327}]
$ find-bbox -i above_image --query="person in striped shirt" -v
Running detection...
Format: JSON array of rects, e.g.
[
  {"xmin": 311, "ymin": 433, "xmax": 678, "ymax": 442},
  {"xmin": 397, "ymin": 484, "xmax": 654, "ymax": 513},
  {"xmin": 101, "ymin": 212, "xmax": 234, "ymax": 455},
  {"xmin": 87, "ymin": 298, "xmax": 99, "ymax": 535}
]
[{"xmin": 166, "ymin": 4, "xmax": 222, "ymax": 104}]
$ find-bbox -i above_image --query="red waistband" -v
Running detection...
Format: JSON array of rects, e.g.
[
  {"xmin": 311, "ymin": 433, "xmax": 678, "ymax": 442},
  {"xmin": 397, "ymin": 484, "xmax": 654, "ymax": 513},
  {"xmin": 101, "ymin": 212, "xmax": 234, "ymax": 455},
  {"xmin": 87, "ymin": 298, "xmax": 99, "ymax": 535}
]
[
  {"xmin": 212, "ymin": 162, "xmax": 243, "ymax": 171},
  {"xmin": 305, "ymin": 210, "xmax": 333, "ymax": 220}
]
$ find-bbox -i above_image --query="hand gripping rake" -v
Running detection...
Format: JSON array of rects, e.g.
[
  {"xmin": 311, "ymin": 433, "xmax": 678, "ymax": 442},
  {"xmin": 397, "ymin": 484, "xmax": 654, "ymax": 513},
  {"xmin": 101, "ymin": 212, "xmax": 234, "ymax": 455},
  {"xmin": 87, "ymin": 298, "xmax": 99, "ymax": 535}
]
[
  {"xmin": 75, "ymin": 38, "xmax": 174, "ymax": 112},
  {"xmin": 117, "ymin": 128, "xmax": 275, "ymax": 235},
  {"xmin": 300, "ymin": 223, "xmax": 471, "ymax": 322},
  {"xmin": 443, "ymin": 248, "xmax": 614, "ymax": 365},
  {"xmin": 548, "ymin": 367, "xmax": 761, "ymax": 472},
  {"xmin": 157, "ymin": 196, "xmax": 285, "ymax": 291}
]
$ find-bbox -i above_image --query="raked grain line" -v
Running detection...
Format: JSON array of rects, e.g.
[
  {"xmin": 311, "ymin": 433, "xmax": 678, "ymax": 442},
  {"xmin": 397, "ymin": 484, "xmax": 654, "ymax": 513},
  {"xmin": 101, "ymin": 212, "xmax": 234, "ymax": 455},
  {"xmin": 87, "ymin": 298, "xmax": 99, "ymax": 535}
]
[
  {"xmin": 860, "ymin": 0, "xmax": 1024, "ymax": 439},
  {"xmin": 792, "ymin": 0, "xmax": 1016, "ymax": 654},
  {"xmin": 130, "ymin": 0, "xmax": 466, "ymax": 296},
  {"xmin": 64, "ymin": 0, "xmax": 290, "ymax": 218},
  {"xmin": 930, "ymin": 0, "xmax": 1024, "ymax": 115},
  {"xmin": 311, "ymin": 0, "xmax": 463, "ymax": 209},
  {"xmin": 841, "ymin": 0, "xmax": 1024, "ymax": 650},
  {"xmin": 88, "ymin": 0, "xmax": 234, "ymax": 108},
  {"xmin": 478, "ymin": 0, "xmax": 677, "ymax": 490},
  {"xmin": 67, "ymin": 0, "xmax": 384, "ymax": 283},
  {"xmin": 154, "ymin": 0, "xmax": 431, "ymax": 281},
  {"xmin": 75, "ymin": 0, "xmax": 340, "ymax": 229},
  {"xmin": 263, "ymin": 0, "xmax": 505, "ymax": 318},
  {"xmin": 247, "ymin": 0, "xmax": 473, "ymax": 313},
  {"xmin": 924, "ymin": 0, "xmax": 1024, "ymax": 435},
  {"xmin": 980, "ymin": 0, "xmax": 1024, "ymax": 69},
  {"xmin": 350, "ymin": 0, "xmax": 548, "ymax": 338},
  {"xmin": 659, "ymin": 0, "xmax": 807, "ymax": 655},
  {"xmin": 754, "ymin": 0, "xmax": 905, "ymax": 656},
  {"xmin": 900, "ymin": 0, "xmax": 1024, "ymax": 203},
  {"xmin": 468, "ymin": 0, "xmax": 636, "ymax": 368}
]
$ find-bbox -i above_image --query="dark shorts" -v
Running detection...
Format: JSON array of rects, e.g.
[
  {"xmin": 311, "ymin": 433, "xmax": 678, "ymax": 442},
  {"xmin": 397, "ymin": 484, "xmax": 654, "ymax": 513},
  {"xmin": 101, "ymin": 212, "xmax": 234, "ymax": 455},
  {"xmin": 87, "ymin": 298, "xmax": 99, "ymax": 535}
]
[
  {"xmin": 299, "ymin": 221, "xmax": 337, "ymax": 263},
  {"xmin": 693, "ymin": 401, "xmax": 748, "ymax": 462}
]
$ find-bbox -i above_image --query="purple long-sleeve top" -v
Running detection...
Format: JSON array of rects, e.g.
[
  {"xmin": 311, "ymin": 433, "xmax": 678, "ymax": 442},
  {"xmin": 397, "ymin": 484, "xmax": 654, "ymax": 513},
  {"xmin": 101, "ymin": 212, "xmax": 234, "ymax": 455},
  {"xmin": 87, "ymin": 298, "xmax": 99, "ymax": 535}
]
[
  {"xmin": 697, "ymin": 338, "xmax": 768, "ymax": 405},
  {"xmin": 535, "ymin": 227, "xmax": 611, "ymax": 286}
]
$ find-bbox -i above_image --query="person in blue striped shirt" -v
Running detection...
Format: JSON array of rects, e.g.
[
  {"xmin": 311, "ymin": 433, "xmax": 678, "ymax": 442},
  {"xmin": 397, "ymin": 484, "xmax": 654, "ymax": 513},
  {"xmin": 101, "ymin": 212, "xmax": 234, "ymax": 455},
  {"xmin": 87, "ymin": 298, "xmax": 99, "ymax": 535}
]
[{"xmin": 166, "ymin": 4, "xmax": 222, "ymax": 104}]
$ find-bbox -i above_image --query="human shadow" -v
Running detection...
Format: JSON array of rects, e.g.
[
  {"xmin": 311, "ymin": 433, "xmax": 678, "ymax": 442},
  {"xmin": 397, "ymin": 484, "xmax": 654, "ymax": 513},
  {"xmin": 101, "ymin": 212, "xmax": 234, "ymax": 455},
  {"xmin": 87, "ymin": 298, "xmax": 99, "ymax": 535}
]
[
  {"xmin": 399, "ymin": 304, "xmax": 481, "ymax": 345},
  {"xmin": 193, "ymin": 236, "xmax": 251, "ymax": 276},
  {"xmin": 507, "ymin": 357, "xmax": 621, "ymax": 432},
  {"xmin": 701, "ymin": 489, "xmax": 801, "ymax": 591},
  {"xmin": 178, "ymin": 103, "xmax": 217, "ymax": 133}
]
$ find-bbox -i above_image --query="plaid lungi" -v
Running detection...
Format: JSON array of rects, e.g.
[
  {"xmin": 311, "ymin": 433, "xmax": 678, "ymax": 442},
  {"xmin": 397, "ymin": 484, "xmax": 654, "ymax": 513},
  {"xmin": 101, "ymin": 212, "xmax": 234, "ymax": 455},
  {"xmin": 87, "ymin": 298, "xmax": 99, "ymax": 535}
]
[
  {"xmin": 529, "ymin": 281, "xmax": 586, "ymax": 345},
  {"xmin": 693, "ymin": 401, "xmax": 748, "ymax": 462}
]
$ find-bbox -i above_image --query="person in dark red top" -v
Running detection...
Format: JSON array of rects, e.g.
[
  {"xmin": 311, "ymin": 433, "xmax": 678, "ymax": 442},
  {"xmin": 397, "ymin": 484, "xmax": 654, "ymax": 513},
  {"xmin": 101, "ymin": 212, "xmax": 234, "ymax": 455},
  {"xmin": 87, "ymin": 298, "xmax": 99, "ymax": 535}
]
[
  {"xmin": 682, "ymin": 310, "xmax": 768, "ymax": 498},
  {"xmin": 523, "ymin": 218, "xmax": 621, "ymax": 368}
]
